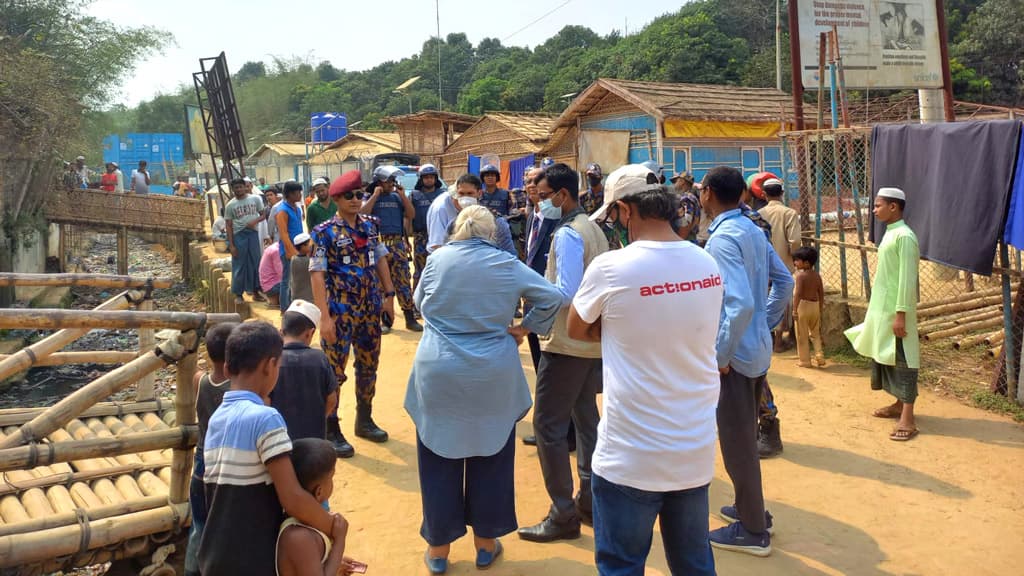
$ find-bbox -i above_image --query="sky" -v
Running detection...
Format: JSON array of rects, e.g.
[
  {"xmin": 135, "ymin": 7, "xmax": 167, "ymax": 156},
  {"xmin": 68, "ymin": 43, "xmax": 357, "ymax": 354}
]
[{"xmin": 87, "ymin": 0, "xmax": 688, "ymax": 106}]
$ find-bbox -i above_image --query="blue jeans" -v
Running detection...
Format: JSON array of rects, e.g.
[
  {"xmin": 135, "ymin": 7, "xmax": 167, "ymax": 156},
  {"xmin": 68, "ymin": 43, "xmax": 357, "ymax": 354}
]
[
  {"xmin": 592, "ymin": 474, "xmax": 715, "ymax": 576},
  {"xmin": 280, "ymin": 252, "xmax": 292, "ymax": 312}
]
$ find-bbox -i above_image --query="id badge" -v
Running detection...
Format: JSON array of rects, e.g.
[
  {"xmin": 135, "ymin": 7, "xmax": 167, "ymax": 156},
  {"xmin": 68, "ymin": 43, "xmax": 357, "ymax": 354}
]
[
  {"xmin": 368, "ymin": 251, "xmax": 376, "ymax": 266},
  {"xmin": 343, "ymin": 256, "xmax": 351, "ymax": 265}
]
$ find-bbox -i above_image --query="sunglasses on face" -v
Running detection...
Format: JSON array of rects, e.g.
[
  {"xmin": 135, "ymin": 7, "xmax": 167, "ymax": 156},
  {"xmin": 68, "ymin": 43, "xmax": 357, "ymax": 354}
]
[{"xmin": 339, "ymin": 191, "xmax": 366, "ymax": 200}]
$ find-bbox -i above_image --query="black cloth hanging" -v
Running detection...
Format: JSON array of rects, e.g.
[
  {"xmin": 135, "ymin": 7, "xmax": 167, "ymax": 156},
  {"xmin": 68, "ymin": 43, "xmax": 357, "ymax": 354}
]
[{"xmin": 870, "ymin": 120, "xmax": 1021, "ymax": 275}]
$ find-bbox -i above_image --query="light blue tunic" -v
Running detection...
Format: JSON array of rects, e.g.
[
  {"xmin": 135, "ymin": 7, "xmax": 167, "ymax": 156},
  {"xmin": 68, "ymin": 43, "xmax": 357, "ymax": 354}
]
[{"xmin": 405, "ymin": 238, "xmax": 562, "ymax": 458}]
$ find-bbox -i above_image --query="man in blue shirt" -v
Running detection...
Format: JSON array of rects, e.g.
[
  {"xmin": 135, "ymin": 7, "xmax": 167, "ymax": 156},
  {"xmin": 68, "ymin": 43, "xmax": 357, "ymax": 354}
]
[
  {"xmin": 361, "ymin": 165, "xmax": 421, "ymax": 333},
  {"xmin": 275, "ymin": 181, "xmax": 305, "ymax": 312},
  {"xmin": 700, "ymin": 166, "xmax": 792, "ymax": 557},
  {"xmin": 519, "ymin": 163, "xmax": 607, "ymax": 543},
  {"xmin": 425, "ymin": 174, "xmax": 517, "ymax": 256}
]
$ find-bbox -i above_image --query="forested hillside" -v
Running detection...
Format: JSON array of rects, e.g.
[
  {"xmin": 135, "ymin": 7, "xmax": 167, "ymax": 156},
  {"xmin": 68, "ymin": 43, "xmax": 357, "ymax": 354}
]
[{"xmin": 87, "ymin": 0, "xmax": 1019, "ymax": 155}]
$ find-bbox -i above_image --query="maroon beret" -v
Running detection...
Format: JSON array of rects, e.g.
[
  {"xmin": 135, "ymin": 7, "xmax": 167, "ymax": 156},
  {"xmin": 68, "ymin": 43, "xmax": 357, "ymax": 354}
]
[{"xmin": 329, "ymin": 170, "xmax": 363, "ymax": 197}]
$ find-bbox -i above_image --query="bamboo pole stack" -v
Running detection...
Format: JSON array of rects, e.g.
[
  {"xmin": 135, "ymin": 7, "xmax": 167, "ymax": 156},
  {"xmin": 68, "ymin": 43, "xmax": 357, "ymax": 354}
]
[
  {"xmin": 0, "ymin": 309, "xmax": 238, "ymax": 331},
  {"xmin": 0, "ymin": 273, "xmax": 173, "ymax": 289}
]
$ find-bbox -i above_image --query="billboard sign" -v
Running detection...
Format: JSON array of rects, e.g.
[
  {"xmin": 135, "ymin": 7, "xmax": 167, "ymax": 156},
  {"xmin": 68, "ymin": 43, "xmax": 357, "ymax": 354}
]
[
  {"xmin": 798, "ymin": 0, "xmax": 943, "ymax": 89},
  {"xmin": 184, "ymin": 105, "xmax": 212, "ymax": 156}
]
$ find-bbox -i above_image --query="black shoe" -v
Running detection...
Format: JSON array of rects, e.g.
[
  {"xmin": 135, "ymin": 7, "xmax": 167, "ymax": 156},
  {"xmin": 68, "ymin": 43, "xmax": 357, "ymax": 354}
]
[
  {"xmin": 381, "ymin": 311, "xmax": 393, "ymax": 335},
  {"xmin": 326, "ymin": 419, "xmax": 355, "ymax": 458},
  {"xmin": 355, "ymin": 403, "xmax": 389, "ymax": 443},
  {"xmin": 517, "ymin": 515, "xmax": 581, "ymax": 543},
  {"xmin": 522, "ymin": 435, "xmax": 537, "ymax": 446},
  {"xmin": 758, "ymin": 418, "xmax": 783, "ymax": 459},
  {"xmin": 404, "ymin": 309, "xmax": 423, "ymax": 332}
]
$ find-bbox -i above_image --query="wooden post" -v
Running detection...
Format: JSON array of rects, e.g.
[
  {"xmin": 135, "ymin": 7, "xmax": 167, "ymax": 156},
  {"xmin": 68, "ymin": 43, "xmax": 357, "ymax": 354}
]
[
  {"xmin": 169, "ymin": 335, "xmax": 199, "ymax": 504},
  {"xmin": 136, "ymin": 298, "xmax": 156, "ymax": 402},
  {"xmin": 117, "ymin": 226, "xmax": 128, "ymax": 276},
  {"xmin": 58, "ymin": 225, "xmax": 67, "ymax": 273},
  {"xmin": 0, "ymin": 309, "xmax": 240, "ymax": 331},
  {"xmin": 0, "ymin": 274, "xmax": 173, "ymax": 289},
  {"xmin": 0, "ymin": 351, "xmax": 173, "ymax": 449},
  {"xmin": 180, "ymin": 233, "xmax": 192, "ymax": 282},
  {"xmin": 0, "ymin": 290, "xmax": 142, "ymax": 383},
  {"xmin": 0, "ymin": 504, "xmax": 190, "ymax": 569},
  {"xmin": 0, "ymin": 351, "xmax": 138, "ymax": 367},
  {"xmin": 0, "ymin": 427, "xmax": 193, "ymax": 472},
  {"xmin": 787, "ymin": 0, "xmax": 805, "ymax": 130}
]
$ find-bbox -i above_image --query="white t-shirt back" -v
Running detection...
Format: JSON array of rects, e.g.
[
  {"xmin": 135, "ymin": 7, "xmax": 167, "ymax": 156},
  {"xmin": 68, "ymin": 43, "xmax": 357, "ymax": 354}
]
[{"xmin": 573, "ymin": 240, "xmax": 723, "ymax": 492}]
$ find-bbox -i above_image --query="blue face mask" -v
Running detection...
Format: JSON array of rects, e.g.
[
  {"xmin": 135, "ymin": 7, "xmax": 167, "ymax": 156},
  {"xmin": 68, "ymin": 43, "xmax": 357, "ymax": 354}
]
[{"xmin": 538, "ymin": 193, "xmax": 563, "ymax": 220}]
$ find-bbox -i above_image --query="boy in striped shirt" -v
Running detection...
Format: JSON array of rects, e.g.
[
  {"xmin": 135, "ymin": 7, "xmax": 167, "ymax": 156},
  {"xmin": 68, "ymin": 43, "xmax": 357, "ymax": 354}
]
[{"xmin": 199, "ymin": 322, "xmax": 346, "ymax": 576}]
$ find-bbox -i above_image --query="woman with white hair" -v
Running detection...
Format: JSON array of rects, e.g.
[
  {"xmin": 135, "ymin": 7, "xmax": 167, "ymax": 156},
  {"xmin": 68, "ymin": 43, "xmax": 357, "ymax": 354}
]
[{"xmin": 405, "ymin": 205, "xmax": 562, "ymax": 573}]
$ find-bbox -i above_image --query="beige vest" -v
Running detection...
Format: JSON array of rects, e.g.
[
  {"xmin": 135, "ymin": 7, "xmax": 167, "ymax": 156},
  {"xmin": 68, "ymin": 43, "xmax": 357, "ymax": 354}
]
[{"xmin": 542, "ymin": 211, "xmax": 607, "ymax": 358}]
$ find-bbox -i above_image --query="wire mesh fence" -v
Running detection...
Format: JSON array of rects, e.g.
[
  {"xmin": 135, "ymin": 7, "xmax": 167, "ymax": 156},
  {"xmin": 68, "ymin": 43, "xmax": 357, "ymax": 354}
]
[{"xmin": 781, "ymin": 128, "xmax": 1024, "ymax": 403}]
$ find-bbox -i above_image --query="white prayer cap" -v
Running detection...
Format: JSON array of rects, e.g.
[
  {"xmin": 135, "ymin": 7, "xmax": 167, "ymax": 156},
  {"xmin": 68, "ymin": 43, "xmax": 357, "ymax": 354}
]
[
  {"xmin": 877, "ymin": 187, "xmax": 906, "ymax": 201},
  {"xmin": 286, "ymin": 299, "xmax": 321, "ymax": 327}
]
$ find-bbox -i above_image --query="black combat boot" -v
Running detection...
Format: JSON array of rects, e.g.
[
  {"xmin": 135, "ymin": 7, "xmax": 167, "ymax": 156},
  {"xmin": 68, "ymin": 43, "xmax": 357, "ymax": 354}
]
[
  {"xmin": 757, "ymin": 418, "xmax": 783, "ymax": 458},
  {"xmin": 404, "ymin": 309, "xmax": 423, "ymax": 332},
  {"xmin": 354, "ymin": 402, "xmax": 389, "ymax": 443},
  {"xmin": 326, "ymin": 418, "xmax": 355, "ymax": 458}
]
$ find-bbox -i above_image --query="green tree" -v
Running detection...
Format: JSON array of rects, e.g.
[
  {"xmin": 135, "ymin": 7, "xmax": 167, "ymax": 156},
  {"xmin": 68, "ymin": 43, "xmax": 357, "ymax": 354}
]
[
  {"xmin": 954, "ymin": 0, "xmax": 1024, "ymax": 105},
  {"xmin": 457, "ymin": 77, "xmax": 509, "ymax": 114},
  {"xmin": 235, "ymin": 60, "xmax": 267, "ymax": 84},
  {"xmin": 0, "ymin": 0, "xmax": 166, "ymax": 303}
]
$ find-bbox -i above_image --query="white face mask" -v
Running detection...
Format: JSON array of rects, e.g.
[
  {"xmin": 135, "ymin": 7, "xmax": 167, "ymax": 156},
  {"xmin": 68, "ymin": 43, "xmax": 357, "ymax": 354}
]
[{"xmin": 456, "ymin": 196, "xmax": 478, "ymax": 209}]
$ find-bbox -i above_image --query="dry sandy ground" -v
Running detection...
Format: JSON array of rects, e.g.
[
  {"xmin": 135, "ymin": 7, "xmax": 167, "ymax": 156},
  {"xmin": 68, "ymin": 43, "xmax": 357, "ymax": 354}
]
[{"xmin": 246, "ymin": 303, "xmax": 1024, "ymax": 576}]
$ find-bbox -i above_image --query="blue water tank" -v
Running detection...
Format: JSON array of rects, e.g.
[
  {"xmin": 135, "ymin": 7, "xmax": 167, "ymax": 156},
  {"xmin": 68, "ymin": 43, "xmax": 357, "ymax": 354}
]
[
  {"xmin": 310, "ymin": 112, "xmax": 347, "ymax": 143},
  {"xmin": 105, "ymin": 133, "xmax": 186, "ymax": 186}
]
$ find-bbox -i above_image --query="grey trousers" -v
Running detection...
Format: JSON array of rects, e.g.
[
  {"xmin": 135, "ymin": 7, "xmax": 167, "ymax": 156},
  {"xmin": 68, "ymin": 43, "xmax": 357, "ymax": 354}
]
[
  {"xmin": 534, "ymin": 352, "xmax": 601, "ymax": 522},
  {"xmin": 717, "ymin": 369, "xmax": 768, "ymax": 534}
]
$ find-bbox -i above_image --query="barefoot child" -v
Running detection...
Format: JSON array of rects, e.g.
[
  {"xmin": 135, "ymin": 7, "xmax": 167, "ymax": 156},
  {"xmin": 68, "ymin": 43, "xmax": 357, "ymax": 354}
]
[
  {"xmin": 792, "ymin": 246, "xmax": 825, "ymax": 368},
  {"xmin": 198, "ymin": 322, "xmax": 340, "ymax": 576},
  {"xmin": 184, "ymin": 322, "xmax": 237, "ymax": 576},
  {"xmin": 276, "ymin": 438, "xmax": 360, "ymax": 576}
]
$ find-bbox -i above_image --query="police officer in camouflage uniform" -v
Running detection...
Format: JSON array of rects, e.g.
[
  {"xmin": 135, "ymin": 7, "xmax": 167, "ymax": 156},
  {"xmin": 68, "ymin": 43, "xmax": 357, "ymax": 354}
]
[
  {"xmin": 311, "ymin": 170, "xmax": 397, "ymax": 456},
  {"xmin": 410, "ymin": 164, "xmax": 446, "ymax": 293},
  {"xmin": 361, "ymin": 165, "xmax": 423, "ymax": 333}
]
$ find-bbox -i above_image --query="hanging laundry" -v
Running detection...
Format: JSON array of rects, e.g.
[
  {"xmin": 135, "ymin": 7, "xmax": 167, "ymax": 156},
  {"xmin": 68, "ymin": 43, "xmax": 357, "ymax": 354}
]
[
  {"xmin": 871, "ymin": 120, "xmax": 1021, "ymax": 275},
  {"xmin": 1002, "ymin": 129, "xmax": 1024, "ymax": 251}
]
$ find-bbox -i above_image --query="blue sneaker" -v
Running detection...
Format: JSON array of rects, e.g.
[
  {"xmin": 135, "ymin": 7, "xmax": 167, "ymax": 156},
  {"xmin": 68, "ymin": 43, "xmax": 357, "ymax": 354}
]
[
  {"xmin": 719, "ymin": 504, "xmax": 774, "ymax": 534},
  {"xmin": 476, "ymin": 538, "xmax": 503, "ymax": 570},
  {"xmin": 424, "ymin": 549, "xmax": 448, "ymax": 574},
  {"xmin": 709, "ymin": 521, "xmax": 772, "ymax": 557}
]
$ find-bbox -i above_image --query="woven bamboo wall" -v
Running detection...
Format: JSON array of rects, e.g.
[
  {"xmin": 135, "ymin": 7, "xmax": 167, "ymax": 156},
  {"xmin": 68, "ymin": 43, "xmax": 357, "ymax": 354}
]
[{"xmin": 45, "ymin": 189, "xmax": 205, "ymax": 234}]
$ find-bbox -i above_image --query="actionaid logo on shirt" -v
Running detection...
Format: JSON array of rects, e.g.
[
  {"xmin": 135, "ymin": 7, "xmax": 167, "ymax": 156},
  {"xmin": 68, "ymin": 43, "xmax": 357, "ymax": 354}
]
[{"xmin": 639, "ymin": 273, "xmax": 722, "ymax": 297}]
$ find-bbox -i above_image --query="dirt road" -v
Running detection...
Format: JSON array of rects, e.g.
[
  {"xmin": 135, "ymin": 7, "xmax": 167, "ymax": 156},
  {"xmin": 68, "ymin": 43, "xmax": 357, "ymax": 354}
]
[{"xmin": 248, "ymin": 305, "xmax": 1024, "ymax": 576}]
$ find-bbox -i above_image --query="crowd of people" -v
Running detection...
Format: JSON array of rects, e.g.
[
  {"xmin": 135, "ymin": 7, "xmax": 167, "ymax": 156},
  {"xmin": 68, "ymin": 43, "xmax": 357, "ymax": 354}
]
[{"xmin": 191, "ymin": 159, "xmax": 919, "ymax": 575}]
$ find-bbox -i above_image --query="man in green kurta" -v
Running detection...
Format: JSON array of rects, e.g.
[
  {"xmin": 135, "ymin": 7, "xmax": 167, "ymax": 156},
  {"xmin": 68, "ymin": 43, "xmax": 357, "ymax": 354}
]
[
  {"xmin": 845, "ymin": 187, "xmax": 920, "ymax": 441},
  {"xmin": 306, "ymin": 177, "xmax": 338, "ymax": 231}
]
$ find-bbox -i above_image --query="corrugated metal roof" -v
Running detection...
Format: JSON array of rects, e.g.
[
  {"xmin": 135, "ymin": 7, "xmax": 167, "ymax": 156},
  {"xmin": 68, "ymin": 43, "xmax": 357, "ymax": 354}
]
[
  {"xmin": 485, "ymin": 112, "xmax": 558, "ymax": 143},
  {"xmin": 556, "ymin": 78, "xmax": 796, "ymax": 126}
]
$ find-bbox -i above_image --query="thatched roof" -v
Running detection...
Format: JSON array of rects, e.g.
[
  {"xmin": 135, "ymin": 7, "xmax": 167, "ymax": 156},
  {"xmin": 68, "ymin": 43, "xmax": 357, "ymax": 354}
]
[
  {"xmin": 382, "ymin": 110, "xmax": 479, "ymax": 128},
  {"xmin": 322, "ymin": 131, "xmax": 400, "ymax": 151},
  {"xmin": 247, "ymin": 142, "xmax": 308, "ymax": 160},
  {"xmin": 480, "ymin": 112, "xmax": 558, "ymax": 143},
  {"xmin": 556, "ymin": 78, "xmax": 796, "ymax": 126}
]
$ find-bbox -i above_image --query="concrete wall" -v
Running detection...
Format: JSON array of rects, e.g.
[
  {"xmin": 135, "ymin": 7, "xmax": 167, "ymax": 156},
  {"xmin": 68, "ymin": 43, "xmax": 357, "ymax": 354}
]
[{"xmin": 13, "ymin": 228, "xmax": 49, "ymax": 301}]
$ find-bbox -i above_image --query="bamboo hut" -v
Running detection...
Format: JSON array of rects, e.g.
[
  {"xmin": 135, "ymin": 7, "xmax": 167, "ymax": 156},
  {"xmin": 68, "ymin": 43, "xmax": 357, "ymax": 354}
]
[
  {"xmin": 438, "ymin": 112, "xmax": 558, "ymax": 186},
  {"xmin": 382, "ymin": 110, "xmax": 478, "ymax": 169}
]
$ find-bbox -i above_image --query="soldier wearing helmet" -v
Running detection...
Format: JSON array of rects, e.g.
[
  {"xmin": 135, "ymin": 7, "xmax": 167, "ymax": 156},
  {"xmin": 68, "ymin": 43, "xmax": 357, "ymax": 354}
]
[
  {"xmin": 480, "ymin": 164, "xmax": 514, "ymax": 217},
  {"xmin": 578, "ymin": 163, "xmax": 604, "ymax": 216},
  {"xmin": 361, "ymin": 165, "xmax": 423, "ymax": 333},
  {"xmin": 410, "ymin": 164, "xmax": 446, "ymax": 293}
]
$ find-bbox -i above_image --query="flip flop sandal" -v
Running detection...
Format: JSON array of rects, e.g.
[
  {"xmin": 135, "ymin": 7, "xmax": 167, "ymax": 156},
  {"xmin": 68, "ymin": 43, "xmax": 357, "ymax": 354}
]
[
  {"xmin": 873, "ymin": 405, "xmax": 902, "ymax": 419},
  {"xmin": 889, "ymin": 428, "xmax": 919, "ymax": 442}
]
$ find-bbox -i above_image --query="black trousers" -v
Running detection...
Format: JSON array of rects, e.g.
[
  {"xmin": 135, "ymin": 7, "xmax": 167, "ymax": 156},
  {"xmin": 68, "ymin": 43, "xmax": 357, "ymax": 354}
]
[
  {"xmin": 717, "ymin": 369, "xmax": 768, "ymax": 534},
  {"xmin": 534, "ymin": 352, "xmax": 601, "ymax": 521},
  {"xmin": 527, "ymin": 334, "xmax": 575, "ymax": 443},
  {"xmin": 417, "ymin": 430, "xmax": 518, "ymax": 546}
]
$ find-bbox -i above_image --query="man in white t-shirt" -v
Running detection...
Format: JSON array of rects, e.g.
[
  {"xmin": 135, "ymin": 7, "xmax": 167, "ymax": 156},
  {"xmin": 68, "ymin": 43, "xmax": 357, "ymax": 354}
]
[{"xmin": 568, "ymin": 165, "xmax": 722, "ymax": 575}]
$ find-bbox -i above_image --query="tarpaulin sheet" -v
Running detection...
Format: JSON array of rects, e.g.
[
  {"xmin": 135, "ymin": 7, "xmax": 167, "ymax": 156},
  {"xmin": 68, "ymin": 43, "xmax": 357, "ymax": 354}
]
[
  {"xmin": 871, "ymin": 120, "xmax": 1021, "ymax": 275},
  {"xmin": 663, "ymin": 119, "xmax": 788, "ymax": 139},
  {"xmin": 508, "ymin": 154, "xmax": 535, "ymax": 190},
  {"xmin": 1002, "ymin": 130, "xmax": 1024, "ymax": 250}
]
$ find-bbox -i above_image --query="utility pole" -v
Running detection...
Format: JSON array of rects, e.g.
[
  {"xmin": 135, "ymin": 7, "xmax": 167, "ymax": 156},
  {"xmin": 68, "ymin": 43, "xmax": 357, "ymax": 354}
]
[
  {"xmin": 436, "ymin": 0, "xmax": 443, "ymax": 110},
  {"xmin": 776, "ymin": 0, "xmax": 783, "ymax": 90}
]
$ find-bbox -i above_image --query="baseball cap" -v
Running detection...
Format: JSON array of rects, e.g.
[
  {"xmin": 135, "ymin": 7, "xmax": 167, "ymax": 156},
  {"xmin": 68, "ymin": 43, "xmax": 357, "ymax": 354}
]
[
  {"xmin": 330, "ymin": 170, "xmax": 363, "ymax": 197},
  {"xmin": 589, "ymin": 164, "xmax": 658, "ymax": 222},
  {"xmin": 312, "ymin": 177, "xmax": 329, "ymax": 188},
  {"xmin": 585, "ymin": 163, "xmax": 603, "ymax": 178},
  {"xmin": 243, "ymin": 176, "xmax": 253, "ymax": 183},
  {"xmin": 286, "ymin": 299, "xmax": 321, "ymax": 328},
  {"xmin": 292, "ymin": 232, "xmax": 311, "ymax": 246}
]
